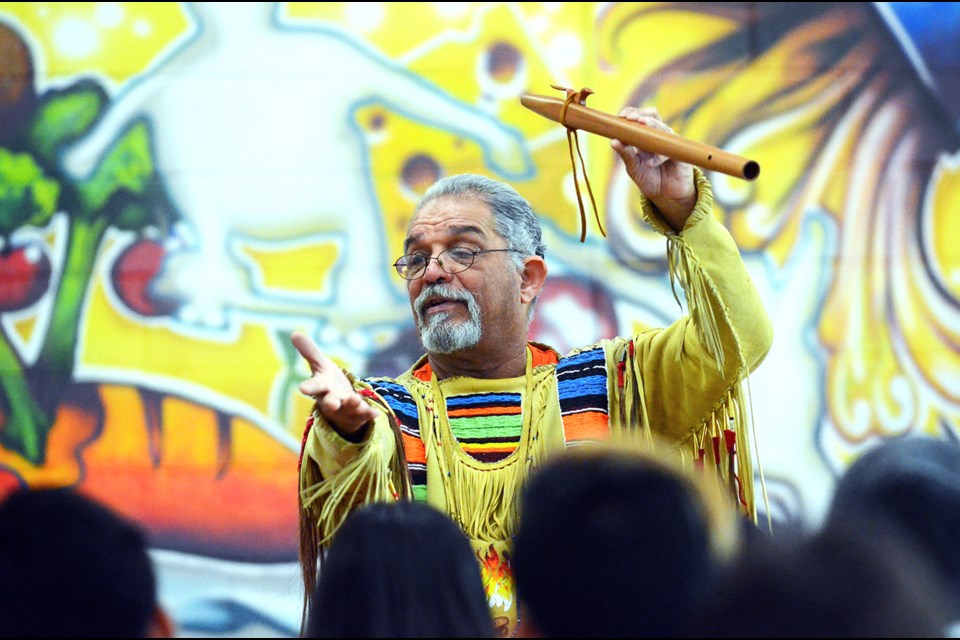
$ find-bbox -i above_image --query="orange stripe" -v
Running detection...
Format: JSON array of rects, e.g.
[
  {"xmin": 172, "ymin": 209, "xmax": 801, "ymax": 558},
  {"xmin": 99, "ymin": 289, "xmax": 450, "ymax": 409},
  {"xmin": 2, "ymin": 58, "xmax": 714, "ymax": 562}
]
[
  {"xmin": 462, "ymin": 443, "xmax": 518, "ymax": 454},
  {"xmin": 530, "ymin": 343, "xmax": 559, "ymax": 368},
  {"xmin": 448, "ymin": 406, "xmax": 522, "ymax": 418},
  {"xmin": 562, "ymin": 411, "xmax": 610, "ymax": 442},
  {"xmin": 413, "ymin": 343, "xmax": 559, "ymax": 381},
  {"xmin": 401, "ymin": 432, "xmax": 426, "ymax": 464},
  {"xmin": 413, "ymin": 360, "xmax": 432, "ymax": 382}
]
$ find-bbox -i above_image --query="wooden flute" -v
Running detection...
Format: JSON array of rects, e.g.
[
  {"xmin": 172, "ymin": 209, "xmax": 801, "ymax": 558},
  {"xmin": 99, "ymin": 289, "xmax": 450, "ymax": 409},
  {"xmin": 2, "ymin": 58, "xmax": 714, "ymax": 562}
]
[{"xmin": 520, "ymin": 92, "xmax": 760, "ymax": 181}]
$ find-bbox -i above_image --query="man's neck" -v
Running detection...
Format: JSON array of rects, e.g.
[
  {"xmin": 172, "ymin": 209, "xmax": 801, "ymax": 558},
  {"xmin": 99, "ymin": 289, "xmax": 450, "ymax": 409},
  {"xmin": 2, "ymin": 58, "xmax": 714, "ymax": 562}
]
[{"xmin": 427, "ymin": 344, "xmax": 528, "ymax": 380}]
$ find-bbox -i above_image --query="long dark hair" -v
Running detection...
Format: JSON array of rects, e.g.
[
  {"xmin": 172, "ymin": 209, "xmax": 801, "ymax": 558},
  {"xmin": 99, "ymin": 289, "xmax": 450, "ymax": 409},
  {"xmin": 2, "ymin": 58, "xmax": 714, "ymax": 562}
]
[{"xmin": 304, "ymin": 501, "xmax": 495, "ymax": 638}]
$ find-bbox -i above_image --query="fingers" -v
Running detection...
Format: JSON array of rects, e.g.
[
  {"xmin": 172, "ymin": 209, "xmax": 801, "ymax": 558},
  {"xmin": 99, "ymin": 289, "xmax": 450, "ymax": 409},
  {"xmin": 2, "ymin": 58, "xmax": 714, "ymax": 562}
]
[
  {"xmin": 291, "ymin": 330, "xmax": 320, "ymax": 362},
  {"xmin": 292, "ymin": 330, "xmax": 346, "ymax": 397},
  {"xmin": 611, "ymin": 138, "xmax": 668, "ymax": 170},
  {"xmin": 291, "ymin": 330, "xmax": 335, "ymax": 373},
  {"xmin": 611, "ymin": 138, "xmax": 641, "ymax": 172},
  {"xmin": 615, "ymin": 106, "xmax": 672, "ymax": 167},
  {"xmin": 318, "ymin": 389, "xmax": 379, "ymax": 432},
  {"xmin": 298, "ymin": 376, "xmax": 328, "ymax": 397},
  {"xmin": 610, "ymin": 138, "xmax": 629, "ymax": 157},
  {"xmin": 618, "ymin": 105, "xmax": 661, "ymax": 122},
  {"xmin": 291, "ymin": 330, "xmax": 378, "ymax": 431},
  {"xmin": 297, "ymin": 365, "xmax": 353, "ymax": 398},
  {"xmin": 336, "ymin": 393, "xmax": 379, "ymax": 422}
]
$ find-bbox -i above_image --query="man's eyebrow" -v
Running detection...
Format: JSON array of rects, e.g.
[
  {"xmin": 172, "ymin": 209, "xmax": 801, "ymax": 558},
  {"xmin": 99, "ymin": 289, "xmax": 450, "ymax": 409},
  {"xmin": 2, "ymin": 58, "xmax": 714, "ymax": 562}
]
[{"xmin": 403, "ymin": 224, "xmax": 489, "ymax": 252}]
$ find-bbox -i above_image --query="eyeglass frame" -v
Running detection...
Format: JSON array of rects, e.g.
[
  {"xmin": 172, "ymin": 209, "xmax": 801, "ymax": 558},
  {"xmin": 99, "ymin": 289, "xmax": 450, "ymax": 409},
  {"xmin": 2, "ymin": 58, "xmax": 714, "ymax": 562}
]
[{"xmin": 393, "ymin": 247, "xmax": 523, "ymax": 280}]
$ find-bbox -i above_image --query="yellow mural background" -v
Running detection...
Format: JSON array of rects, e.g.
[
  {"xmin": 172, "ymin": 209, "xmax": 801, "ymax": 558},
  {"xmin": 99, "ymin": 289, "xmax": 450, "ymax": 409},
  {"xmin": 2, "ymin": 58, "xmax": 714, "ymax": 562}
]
[{"xmin": 2, "ymin": 1, "xmax": 959, "ymax": 635}]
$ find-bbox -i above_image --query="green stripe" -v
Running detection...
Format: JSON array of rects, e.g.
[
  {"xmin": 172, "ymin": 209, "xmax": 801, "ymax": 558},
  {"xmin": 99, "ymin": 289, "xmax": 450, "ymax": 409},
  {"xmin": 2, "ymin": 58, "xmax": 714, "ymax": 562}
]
[{"xmin": 450, "ymin": 414, "xmax": 522, "ymax": 437}]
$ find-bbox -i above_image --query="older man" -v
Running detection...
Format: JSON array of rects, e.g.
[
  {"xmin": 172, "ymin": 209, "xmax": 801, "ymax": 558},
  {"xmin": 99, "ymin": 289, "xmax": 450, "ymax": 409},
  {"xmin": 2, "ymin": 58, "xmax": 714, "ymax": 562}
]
[{"xmin": 293, "ymin": 107, "xmax": 773, "ymax": 636}]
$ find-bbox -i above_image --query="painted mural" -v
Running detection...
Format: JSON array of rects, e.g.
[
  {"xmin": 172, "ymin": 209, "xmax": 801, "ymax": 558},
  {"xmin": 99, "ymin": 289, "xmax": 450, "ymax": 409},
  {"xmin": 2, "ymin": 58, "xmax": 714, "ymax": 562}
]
[{"xmin": 0, "ymin": 2, "xmax": 958, "ymax": 635}]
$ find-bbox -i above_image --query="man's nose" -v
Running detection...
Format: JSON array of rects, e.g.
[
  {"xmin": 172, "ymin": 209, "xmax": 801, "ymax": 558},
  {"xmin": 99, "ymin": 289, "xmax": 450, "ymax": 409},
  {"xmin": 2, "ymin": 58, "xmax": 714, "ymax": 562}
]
[{"xmin": 422, "ymin": 256, "xmax": 450, "ymax": 284}]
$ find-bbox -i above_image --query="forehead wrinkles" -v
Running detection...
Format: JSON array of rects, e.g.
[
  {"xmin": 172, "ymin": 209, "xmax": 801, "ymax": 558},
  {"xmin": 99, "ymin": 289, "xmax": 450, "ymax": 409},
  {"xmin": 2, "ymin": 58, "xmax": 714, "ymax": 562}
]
[{"xmin": 404, "ymin": 197, "xmax": 496, "ymax": 251}]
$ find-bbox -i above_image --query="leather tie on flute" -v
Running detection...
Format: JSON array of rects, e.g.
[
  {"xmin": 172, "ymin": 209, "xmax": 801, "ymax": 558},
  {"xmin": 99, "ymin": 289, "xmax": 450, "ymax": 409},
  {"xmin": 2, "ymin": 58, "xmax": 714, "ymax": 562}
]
[{"xmin": 521, "ymin": 87, "xmax": 760, "ymax": 181}]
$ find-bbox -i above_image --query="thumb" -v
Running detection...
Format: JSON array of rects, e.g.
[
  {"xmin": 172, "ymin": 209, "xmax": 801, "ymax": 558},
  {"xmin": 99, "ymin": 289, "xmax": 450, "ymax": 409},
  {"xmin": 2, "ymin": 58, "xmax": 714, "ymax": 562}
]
[{"xmin": 611, "ymin": 139, "xmax": 640, "ymax": 173}]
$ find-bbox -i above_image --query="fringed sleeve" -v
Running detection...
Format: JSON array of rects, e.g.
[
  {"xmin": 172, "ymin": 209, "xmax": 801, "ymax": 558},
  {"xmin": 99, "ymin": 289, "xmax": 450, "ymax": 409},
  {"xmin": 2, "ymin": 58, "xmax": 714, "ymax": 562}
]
[
  {"xmin": 608, "ymin": 168, "xmax": 774, "ymax": 523},
  {"xmin": 296, "ymin": 377, "xmax": 410, "ymax": 629}
]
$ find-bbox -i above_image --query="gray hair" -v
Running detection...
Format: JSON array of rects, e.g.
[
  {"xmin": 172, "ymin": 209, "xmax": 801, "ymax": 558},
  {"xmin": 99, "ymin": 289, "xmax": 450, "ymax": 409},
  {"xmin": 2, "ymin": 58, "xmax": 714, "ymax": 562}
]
[
  {"xmin": 414, "ymin": 174, "xmax": 547, "ymax": 273},
  {"xmin": 413, "ymin": 174, "xmax": 547, "ymax": 324}
]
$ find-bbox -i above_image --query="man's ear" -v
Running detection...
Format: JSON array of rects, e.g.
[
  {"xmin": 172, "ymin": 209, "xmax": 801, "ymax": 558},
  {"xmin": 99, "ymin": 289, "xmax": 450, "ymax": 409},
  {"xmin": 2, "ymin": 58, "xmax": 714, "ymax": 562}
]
[{"xmin": 520, "ymin": 256, "xmax": 547, "ymax": 305}]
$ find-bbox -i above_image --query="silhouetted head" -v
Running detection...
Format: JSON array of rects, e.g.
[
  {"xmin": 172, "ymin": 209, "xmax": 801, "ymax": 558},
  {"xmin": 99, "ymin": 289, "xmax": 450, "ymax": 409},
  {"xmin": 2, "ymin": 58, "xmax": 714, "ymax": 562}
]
[
  {"xmin": 687, "ymin": 516, "xmax": 953, "ymax": 637},
  {"xmin": 826, "ymin": 435, "xmax": 960, "ymax": 615},
  {"xmin": 0, "ymin": 486, "xmax": 166, "ymax": 637},
  {"xmin": 512, "ymin": 443, "xmax": 739, "ymax": 637},
  {"xmin": 305, "ymin": 500, "xmax": 495, "ymax": 638}
]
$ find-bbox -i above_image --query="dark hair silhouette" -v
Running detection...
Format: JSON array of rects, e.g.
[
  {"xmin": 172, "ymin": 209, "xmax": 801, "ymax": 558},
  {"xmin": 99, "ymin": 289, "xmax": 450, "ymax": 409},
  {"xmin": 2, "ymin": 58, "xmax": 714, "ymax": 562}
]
[
  {"xmin": 512, "ymin": 444, "xmax": 737, "ymax": 637},
  {"xmin": 0, "ymin": 486, "xmax": 163, "ymax": 637},
  {"xmin": 686, "ymin": 516, "xmax": 953, "ymax": 637},
  {"xmin": 305, "ymin": 500, "xmax": 495, "ymax": 638},
  {"xmin": 826, "ymin": 435, "xmax": 960, "ymax": 616}
]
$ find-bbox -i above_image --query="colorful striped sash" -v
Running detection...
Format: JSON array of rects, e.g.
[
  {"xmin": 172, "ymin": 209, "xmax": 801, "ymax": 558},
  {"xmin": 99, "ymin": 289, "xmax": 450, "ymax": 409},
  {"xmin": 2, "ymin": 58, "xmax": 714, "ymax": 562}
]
[
  {"xmin": 365, "ymin": 343, "xmax": 612, "ymax": 499},
  {"xmin": 556, "ymin": 345, "xmax": 611, "ymax": 445}
]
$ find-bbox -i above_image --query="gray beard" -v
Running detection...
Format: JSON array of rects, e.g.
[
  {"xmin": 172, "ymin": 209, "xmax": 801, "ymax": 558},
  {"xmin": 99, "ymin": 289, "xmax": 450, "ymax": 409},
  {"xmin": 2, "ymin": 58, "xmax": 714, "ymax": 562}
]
[{"xmin": 415, "ymin": 284, "xmax": 483, "ymax": 354}]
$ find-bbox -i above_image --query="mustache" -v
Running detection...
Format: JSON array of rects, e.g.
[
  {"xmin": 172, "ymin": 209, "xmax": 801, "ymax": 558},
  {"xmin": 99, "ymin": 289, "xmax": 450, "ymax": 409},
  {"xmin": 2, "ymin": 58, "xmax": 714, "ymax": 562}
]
[{"xmin": 415, "ymin": 283, "xmax": 477, "ymax": 321}]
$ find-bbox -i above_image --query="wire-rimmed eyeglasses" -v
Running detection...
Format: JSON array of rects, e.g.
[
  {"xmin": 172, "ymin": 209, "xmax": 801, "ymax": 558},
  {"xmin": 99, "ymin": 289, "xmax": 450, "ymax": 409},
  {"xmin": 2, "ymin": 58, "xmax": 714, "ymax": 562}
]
[{"xmin": 393, "ymin": 248, "xmax": 521, "ymax": 280}]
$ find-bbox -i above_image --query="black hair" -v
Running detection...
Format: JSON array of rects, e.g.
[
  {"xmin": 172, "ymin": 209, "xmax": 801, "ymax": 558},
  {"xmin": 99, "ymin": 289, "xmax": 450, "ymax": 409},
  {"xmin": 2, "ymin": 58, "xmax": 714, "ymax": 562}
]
[
  {"xmin": 687, "ymin": 515, "xmax": 953, "ymax": 637},
  {"xmin": 512, "ymin": 446, "xmax": 716, "ymax": 637},
  {"xmin": 0, "ymin": 486, "xmax": 158, "ymax": 637},
  {"xmin": 305, "ymin": 500, "xmax": 495, "ymax": 638},
  {"xmin": 826, "ymin": 435, "xmax": 960, "ymax": 616}
]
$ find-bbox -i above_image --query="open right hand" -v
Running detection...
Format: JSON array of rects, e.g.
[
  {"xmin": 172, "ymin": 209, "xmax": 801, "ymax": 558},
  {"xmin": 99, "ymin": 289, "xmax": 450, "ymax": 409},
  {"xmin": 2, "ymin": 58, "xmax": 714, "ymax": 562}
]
[{"xmin": 291, "ymin": 331, "xmax": 378, "ymax": 437}]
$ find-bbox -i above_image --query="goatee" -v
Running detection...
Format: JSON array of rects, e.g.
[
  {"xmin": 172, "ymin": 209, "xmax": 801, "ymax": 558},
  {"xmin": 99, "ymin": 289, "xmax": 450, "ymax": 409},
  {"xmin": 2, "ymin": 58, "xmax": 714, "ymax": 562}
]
[{"xmin": 415, "ymin": 283, "xmax": 483, "ymax": 354}]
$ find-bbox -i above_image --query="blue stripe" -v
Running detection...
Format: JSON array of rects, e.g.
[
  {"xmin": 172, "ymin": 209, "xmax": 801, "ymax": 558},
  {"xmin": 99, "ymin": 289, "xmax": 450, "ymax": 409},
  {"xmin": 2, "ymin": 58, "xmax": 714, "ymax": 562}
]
[
  {"xmin": 558, "ymin": 375, "xmax": 607, "ymax": 397},
  {"xmin": 446, "ymin": 393, "xmax": 521, "ymax": 407},
  {"xmin": 556, "ymin": 347, "xmax": 605, "ymax": 371},
  {"xmin": 380, "ymin": 395, "xmax": 419, "ymax": 421},
  {"xmin": 557, "ymin": 348, "xmax": 610, "ymax": 433},
  {"xmin": 369, "ymin": 379, "xmax": 409, "ymax": 395},
  {"xmin": 369, "ymin": 380, "xmax": 419, "ymax": 421}
]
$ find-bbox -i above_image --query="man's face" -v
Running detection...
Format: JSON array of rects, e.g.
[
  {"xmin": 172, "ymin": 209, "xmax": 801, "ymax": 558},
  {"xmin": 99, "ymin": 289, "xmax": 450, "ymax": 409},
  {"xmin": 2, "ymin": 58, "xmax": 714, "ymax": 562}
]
[{"xmin": 402, "ymin": 196, "xmax": 525, "ymax": 355}]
